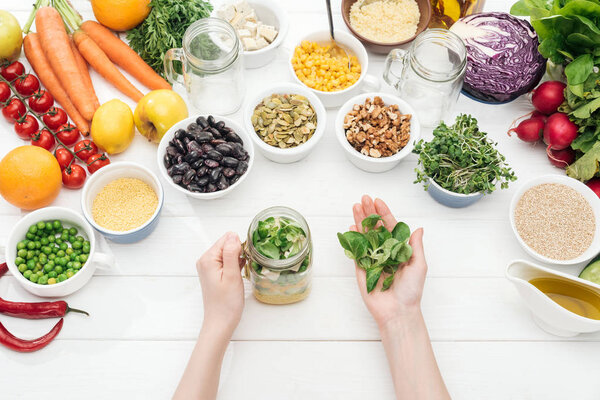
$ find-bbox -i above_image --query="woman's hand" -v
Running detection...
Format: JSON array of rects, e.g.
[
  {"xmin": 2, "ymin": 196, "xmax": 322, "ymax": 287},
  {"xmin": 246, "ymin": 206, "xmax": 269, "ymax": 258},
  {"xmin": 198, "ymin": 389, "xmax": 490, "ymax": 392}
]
[
  {"xmin": 351, "ymin": 195, "xmax": 427, "ymax": 330},
  {"xmin": 196, "ymin": 232, "xmax": 245, "ymax": 336}
]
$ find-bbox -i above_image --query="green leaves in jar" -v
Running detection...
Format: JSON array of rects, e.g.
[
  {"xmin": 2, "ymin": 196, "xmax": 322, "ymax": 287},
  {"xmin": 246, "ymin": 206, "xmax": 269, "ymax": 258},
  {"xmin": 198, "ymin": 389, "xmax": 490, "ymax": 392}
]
[
  {"xmin": 337, "ymin": 215, "xmax": 412, "ymax": 293},
  {"xmin": 252, "ymin": 217, "xmax": 307, "ymax": 260}
]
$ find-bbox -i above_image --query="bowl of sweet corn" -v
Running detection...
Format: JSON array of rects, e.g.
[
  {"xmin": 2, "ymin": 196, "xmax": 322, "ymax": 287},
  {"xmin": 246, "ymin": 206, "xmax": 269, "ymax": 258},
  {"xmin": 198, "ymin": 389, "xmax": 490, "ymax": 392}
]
[{"xmin": 288, "ymin": 30, "xmax": 379, "ymax": 108}]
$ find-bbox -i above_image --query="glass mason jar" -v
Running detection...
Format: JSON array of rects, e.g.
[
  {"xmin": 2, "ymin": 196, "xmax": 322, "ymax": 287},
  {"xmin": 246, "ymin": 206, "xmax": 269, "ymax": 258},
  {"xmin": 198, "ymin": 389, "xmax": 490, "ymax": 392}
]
[
  {"xmin": 164, "ymin": 18, "xmax": 245, "ymax": 115},
  {"xmin": 383, "ymin": 29, "xmax": 466, "ymax": 128},
  {"xmin": 429, "ymin": 0, "xmax": 486, "ymax": 29},
  {"xmin": 243, "ymin": 207, "xmax": 312, "ymax": 305}
]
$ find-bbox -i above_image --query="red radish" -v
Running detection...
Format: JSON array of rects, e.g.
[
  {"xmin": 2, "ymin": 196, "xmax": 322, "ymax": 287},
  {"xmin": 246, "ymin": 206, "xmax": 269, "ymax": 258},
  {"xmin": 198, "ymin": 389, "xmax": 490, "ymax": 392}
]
[
  {"xmin": 531, "ymin": 110, "xmax": 548, "ymax": 123},
  {"xmin": 543, "ymin": 113, "xmax": 578, "ymax": 150},
  {"xmin": 508, "ymin": 118, "xmax": 544, "ymax": 142},
  {"xmin": 532, "ymin": 81, "xmax": 566, "ymax": 115},
  {"xmin": 547, "ymin": 147, "xmax": 575, "ymax": 168},
  {"xmin": 586, "ymin": 178, "xmax": 600, "ymax": 198}
]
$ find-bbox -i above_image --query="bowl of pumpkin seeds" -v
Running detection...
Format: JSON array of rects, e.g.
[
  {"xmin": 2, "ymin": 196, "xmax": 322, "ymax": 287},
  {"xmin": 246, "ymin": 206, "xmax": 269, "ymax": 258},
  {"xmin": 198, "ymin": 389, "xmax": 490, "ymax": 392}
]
[{"xmin": 244, "ymin": 82, "xmax": 326, "ymax": 163}]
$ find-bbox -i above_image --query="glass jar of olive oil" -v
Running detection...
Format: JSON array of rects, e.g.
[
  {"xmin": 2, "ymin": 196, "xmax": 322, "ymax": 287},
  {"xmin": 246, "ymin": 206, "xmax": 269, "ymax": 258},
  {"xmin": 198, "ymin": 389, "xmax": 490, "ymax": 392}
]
[
  {"xmin": 243, "ymin": 207, "xmax": 312, "ymax": 305},
  {"xmin": 429, "ymin": 0, "xmax": 485, "ymax": 29}
]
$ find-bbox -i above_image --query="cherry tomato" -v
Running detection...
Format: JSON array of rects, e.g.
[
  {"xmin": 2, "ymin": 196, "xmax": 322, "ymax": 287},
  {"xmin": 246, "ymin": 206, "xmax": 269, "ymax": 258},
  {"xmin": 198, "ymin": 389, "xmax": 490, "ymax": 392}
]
[
  {"xmin": 74, "ymin": 140, "xmax": 98, "ymax": 161},
  {"xmin": 14, "ymin": 114, "xmax": 39, "ymax": 140},
  {"xmin": 62, "ymin": 164, "xmax": 87, "ymax": 189},
  {"xmin": 54, "ymin": 147, "xmax": 74, "ymax": 170},
  {"xmin": 2, "ymin": 98, "xmax": 26, "ymax": 123},
  {"xmin": 14, "ymin": 74, "xmax": 40, "ymax": 97},
  {"xmin": 0, "ymin": 82, "xmax": 10, "ymax": 103},
  {"xmin": 87, "ymin": 153, "xmax": 110, "ymax": 174},
  {"xmin": 0, "ymin": 61, "xmax": 25, "ymax": 82},
  {"xmin": 42, "ymin": 107, "xmax": 68, "ymax": 131},
  {"xmin": 56, "ymin": 123, "xmax": 80, "ymax": 146},
  {"xmin": 31, "ymin": 129, "xmax": 56, "ymax": 151},
  {"xmin": 28, "ymin": 90, "xmax": 54, "ymax": 114}
]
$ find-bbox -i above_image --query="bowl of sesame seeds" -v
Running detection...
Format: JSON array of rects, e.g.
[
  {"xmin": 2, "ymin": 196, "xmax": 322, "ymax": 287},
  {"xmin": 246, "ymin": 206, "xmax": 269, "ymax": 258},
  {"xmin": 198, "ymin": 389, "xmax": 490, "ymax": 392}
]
[
  {"xmin": 81, "ymin": 162, "xmax": 164, "ymax": 244},
  {"xmin": 509, "ymin": 175, "xmax": 600, "ymax": 266}
]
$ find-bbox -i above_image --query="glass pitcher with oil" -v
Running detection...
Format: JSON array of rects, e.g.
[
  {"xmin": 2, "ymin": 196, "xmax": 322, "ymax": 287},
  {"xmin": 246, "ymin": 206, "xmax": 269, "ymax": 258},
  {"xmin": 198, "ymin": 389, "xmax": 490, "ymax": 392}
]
[{"xmin": 430, "ymin": 0, "xmax": 485, "ymax": 29}]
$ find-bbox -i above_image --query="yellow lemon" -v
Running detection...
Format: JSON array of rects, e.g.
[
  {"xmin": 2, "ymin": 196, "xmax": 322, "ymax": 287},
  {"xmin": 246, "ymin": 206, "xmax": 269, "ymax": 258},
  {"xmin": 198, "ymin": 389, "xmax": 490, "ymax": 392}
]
[{"xmin": 91, "ymin": 99, "xmax": 135, "ymax": 155}]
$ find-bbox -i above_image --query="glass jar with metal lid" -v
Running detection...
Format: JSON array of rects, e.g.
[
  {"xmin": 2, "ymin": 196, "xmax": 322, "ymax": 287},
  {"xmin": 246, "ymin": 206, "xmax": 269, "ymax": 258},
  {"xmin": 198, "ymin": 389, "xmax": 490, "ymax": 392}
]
[
  {"xmin": 164, "ymin": 17, "xmax": 245, "ymax": 115},
  {"xmin": 243, "ymin": 206, "xmax": 312, "ymax": 305}
]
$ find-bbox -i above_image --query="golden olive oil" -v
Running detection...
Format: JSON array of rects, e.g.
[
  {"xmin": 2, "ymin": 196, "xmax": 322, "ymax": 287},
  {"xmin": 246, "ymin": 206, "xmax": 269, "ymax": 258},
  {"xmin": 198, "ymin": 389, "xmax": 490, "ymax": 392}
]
[
  {"xmin": 429, "ymin": 0, "xmax": 485, "ymax": 29},
  {"xmin": 529, "ymin": 277, "xmax": 600, "ymax": 320}
]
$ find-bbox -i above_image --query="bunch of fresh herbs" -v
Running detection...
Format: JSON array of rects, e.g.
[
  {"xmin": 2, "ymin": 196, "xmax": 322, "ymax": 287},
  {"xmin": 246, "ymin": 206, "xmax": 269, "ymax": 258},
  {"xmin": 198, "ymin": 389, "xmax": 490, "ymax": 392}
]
[
  {"xmin": 337, "ymin": 215, "xmax": 412, "ymax": 293},
  {"xmin": 126, "ymin": 0, "xmax": 213, "ymax": 78},
  {"xmin": 413, "ymin": 114, "xmax": 516, "ymax": 195},
  {"xmin": 252, "ymin": 217, "xmax": 307, "ymax": 260}
]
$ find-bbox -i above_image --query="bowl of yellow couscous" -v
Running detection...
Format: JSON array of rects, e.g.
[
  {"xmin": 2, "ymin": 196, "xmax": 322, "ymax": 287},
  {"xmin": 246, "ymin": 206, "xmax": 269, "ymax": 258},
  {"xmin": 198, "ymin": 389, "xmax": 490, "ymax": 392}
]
[{"xmin": 288, "ymin": 30, "xmax": 379, "ymax": 108}]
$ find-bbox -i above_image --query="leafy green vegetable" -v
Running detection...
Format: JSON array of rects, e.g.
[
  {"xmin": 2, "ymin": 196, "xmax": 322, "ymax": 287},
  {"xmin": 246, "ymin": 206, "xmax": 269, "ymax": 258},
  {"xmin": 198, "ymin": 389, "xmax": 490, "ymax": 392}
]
[
  {"xmin": 413, "ymin": 114, "xmax": 517, "ymax": 195},
  {"xmin": 337, "ymin": 216, "xmax": 413, "ymax": 293},
  {"xmin": 567, "ymin": 141, "xmax": 600, "ymax": 181},
  {"xmin": 252, "ymin": 217, "xmax": 307, "ymax": 260},
  {"xmin": 126, "ymin": 0, "xmax": 213, "ymax": 78}
]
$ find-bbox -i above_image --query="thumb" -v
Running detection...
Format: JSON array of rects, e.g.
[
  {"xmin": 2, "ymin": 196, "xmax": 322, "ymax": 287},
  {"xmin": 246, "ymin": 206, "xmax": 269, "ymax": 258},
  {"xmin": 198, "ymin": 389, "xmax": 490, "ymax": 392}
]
[
  {"xmin": 222, "ymin": 232, "xmax": 242, "ymax": 279},
  {"xmin": 408, "ymin": 228, "xmax": 426, "ymax": 264}
]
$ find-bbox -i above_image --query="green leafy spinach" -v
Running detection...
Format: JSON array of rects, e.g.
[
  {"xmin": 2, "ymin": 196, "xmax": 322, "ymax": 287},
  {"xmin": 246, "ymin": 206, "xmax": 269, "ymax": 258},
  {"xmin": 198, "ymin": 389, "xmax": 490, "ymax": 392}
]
[{"xmin": 252, "ymin": 217, "xmax": 307, "ymax": 260}]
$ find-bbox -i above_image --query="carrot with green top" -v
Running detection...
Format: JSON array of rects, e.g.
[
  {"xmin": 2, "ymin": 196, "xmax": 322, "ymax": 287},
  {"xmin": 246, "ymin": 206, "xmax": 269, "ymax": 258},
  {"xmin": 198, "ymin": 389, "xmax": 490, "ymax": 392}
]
[
  {"xmin": 23, "ymin": 33, "xmax": 90, "ymax": 136},
  {"xmin": 73, "ymin": 30, "xmax": 144, "ymax": 102},
  {"xmin": 35, "ymin": 6, "xmax": 96, "ymax": 120},
  {"xmin": 81, "ymin": 21, "xmax": 171, "ymax": 91},
  {"xmin": 70, "ymin": 37, "xmax": 100, "ymax": 110}
]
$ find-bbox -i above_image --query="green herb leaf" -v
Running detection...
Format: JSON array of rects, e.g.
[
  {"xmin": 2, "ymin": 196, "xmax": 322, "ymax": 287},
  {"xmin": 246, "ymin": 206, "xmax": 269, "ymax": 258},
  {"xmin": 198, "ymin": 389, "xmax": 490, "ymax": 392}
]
[
  {"xmin": 566, "ymin": 54, "xmax": 594, "ymax": 85},
  {"xmin": 382, "ymin": 274, "xmax": 395, "ymax": 291},
  {"xmin": 362, "ymin": 215, "xmax": 383, "ymax": 231},
  {"xmin": 567, "ymin": 141, "xmax": 600, "ymax": 181},
  {"xmin": 392, "ymin": 222, "xmax": 411, "ymax": 242},
  {"xmin": 256, "ymin": 242, "xmax": 281, "ymax": 260},
  {"xmin": 366, "ymin": 267, "xmax": 383, "ymax": 293},
  {"xmin": 391, "ymin": 242, "xmax": 413, "ymax": 263},
  {"xmin": 337, "ymin": 232, "xmax": 368, "ymax": 260}
]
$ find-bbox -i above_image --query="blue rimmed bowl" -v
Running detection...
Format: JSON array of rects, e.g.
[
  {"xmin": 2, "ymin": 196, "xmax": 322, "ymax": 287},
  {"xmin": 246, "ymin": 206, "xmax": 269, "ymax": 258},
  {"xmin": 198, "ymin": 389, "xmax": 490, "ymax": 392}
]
[
  {"xmin": 81, "ymin": 162, "xmax": 164, "ymax": 244},
  {"xmin": 425, "ymin": 178, "xmax": 484, "ymax": 208}
]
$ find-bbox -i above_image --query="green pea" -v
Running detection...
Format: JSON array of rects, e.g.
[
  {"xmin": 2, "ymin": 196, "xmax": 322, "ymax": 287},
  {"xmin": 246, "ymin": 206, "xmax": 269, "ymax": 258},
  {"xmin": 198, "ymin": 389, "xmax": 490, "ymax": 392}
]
[
  {"xmin": 72, "ymin": 241, "xmax": 82, "ymax": 250},
  {"xmin": 82, "ymin": 242, "xmax": 90, "ymax": 254},
  {"xmin": 44, "ymin": 222, "xmax": 52, "ymax": 231},
  {"xmin": 58, "ymin": 258, "xmax": 68, "ymax": 267},
  {"xmin": 48, "ymin": 253, "xmax": 56, "ymax": 260},
  {"xmin": 53, "ymin": 220, "xmax": 62, "ymax": 230},
  {"xmin": 25, "ymin": 232, "xmax": 35, "ymax": 240},
  {"xmin": 23, "ymin": 270, "xmax": 32, "ymax": 279},
  {"xmin": 26, "ymin": 259, "xmax": 35, "ymax": 270},
  {"xmin": 40, "ymin": 237, "xmax": 49, "ymax": 246},
  {"xmin": 56, "ymin": 250, "xmax": 65, "ymax": 258},
  {"xmin": 29, "ymin": 274, "xmax": 39, "ymax": 283},
  {"xmin": 39, "ymin": 256, "xmax": 47, "ymax": 265},
  {"xmin": 57, "ymin": 274, "xmax": 67, "ymax": 282},
  {"xmin": 34, "ymin": 241, "xmax": 41, "ymax": 249},
  {"xmin": 75, "ymin": 236, "xmax": 84, "ymax": 242},
  {"xmin": 48, "ymin": 271, "xmax": 57, "ymax": 278},
  {"xmin": 33, "ymin": 266, "xmax": 41, "ymax": 273},
  {"xmin": 69, "ymin": 253, "xmax": 77, "ymax": 261},
  {"xmin": 78, "ymin": 254, "xmax": 88, "ymax": 264},
  {"xmin": 18, "ymin": 264, "xmax": 27, "ymax": 273},
  {"xmin": 14, "ymin": 257, "xmax": 24, "ymax": 266},
  {"xmin": 59, "ymin": 243, "xmax": 68, "ymax": 251},
  {"xmin": 68, "ymin": 235, "xmax": 76, "ymax": 243},
  {"xmin": 48, "ymin": 278, "xmax": 56, "ymax": 285},
  {"xmin": 26, "ymin": 241, "xmax": 35, "ymax": 250},
  {"xmin": 34, "ymin": 250, "xmax": 40, "ymax": 256},
  {"xmin": 60, "ymin": 233, "xmax": 69, "ymax": 241},
  {"xmin": 72, "ymin": 261, "xmax": 81, "ymax": 269},
  {"xmin": 32, "ymin": 256, "xmax": 38, "ymax": 263},
  {"xmin": 17, "ymin": 241, "xmax": 26, "ymax": 250},
  {"xmin": 69, "ymin": 227, "xmax": 77, "ymax": 236},
  {"xmin": 55, "ymin": 266, "xmax": 63, "ymax": 274},
  {"xmin": 28, "ymin": 225, "xmax": 38, "ymax": 234},
  {"xmin": 66, "ymin": 271, "xmax": 74, "ymax": 278},
  {"xmin": 35, "ymin": 221, "xmax": 44, "ymax": 230},
  {"xmin": 42, "ymin": 246, "xmax": 52, "ymax": 255},
  {"xmin": 44, "ymin": 264, "xmax": 53, "ymax": 273},
  {"xmin": 26, "ymin": 250, "xmax": 35, "ymax": 259},
  {"xmin": 38, "ymin": 276, "xmax": 48, "ymax": 285},
  {"xmin": 62, "ymin": 228, "xmax": 69, "ymax": 235},
  {"xmin": 56, "ymin": 238, "xmax": 63, "ymax": 244},
  {"xmin": 67, "ymin": 261, "xmax": 73, "ymax": 268},
  {"xmin": 47, "ymin": 235, "xmax": 55, "ymax": 243},
  {"xmin": 66, "ymin": 248, "xmax": 74, "ymax": 256}
]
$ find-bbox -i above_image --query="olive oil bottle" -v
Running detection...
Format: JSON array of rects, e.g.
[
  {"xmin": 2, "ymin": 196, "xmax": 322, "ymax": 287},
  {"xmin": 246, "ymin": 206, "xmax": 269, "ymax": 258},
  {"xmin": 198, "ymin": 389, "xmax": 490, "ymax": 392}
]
[
  {"xmin": 429, "ymin": 0, "xmax": 485, "ymax": 29},
  {"xmin": 530, "ymin": 277, "xmax": 600, "ymax": 320}
]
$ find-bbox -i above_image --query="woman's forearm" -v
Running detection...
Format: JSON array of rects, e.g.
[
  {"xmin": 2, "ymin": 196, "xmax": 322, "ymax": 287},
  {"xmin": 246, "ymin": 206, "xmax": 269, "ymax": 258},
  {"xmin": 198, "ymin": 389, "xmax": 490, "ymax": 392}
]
[
  {"xmin": 173, "ymin": 324, "xmax": 232, "ymax": 400},
  {"xmin": 380, "ymin": 309, "xmax": 451, "ymax": 400}
]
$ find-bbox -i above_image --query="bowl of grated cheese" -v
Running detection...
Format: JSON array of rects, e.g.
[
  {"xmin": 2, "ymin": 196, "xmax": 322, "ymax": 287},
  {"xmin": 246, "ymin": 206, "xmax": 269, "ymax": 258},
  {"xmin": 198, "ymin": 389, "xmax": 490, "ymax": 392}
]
[{"xmin": 341, "ymin": 0, "xmax": 432, "ymax": 54}]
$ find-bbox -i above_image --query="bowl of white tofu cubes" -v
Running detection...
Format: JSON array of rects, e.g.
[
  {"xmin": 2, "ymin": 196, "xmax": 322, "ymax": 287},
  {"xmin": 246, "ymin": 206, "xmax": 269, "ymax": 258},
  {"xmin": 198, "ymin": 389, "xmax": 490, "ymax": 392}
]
[{"xmin": 215, "ymin": 0, "xmax": 288, "ymax": 69}]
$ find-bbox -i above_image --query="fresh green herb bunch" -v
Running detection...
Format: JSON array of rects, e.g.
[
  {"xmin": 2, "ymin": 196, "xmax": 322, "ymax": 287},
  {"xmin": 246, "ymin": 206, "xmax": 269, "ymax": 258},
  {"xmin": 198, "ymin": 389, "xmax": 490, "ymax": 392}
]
[
  {"xmin": 413, "ymin": 114, "xmax": 516, "ymax": 195},
  {"xmin": 252, "ymin": 217, "xmax": 307, "ymax": 260},
  {"xmin": 338, "ymin": 215, "xmax": 412, "ymax": 293},
  {"xmin": 126, "ymin": 0, "xmax": 213, "ymax": 78}
]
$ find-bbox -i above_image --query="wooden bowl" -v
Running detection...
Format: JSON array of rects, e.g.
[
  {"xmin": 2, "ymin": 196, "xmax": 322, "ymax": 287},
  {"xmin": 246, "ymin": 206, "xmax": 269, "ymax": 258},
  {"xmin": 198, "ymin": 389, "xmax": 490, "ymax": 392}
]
[{"xmin": 341, "ymin": 0, "xmax": 432, "ymax": 54}]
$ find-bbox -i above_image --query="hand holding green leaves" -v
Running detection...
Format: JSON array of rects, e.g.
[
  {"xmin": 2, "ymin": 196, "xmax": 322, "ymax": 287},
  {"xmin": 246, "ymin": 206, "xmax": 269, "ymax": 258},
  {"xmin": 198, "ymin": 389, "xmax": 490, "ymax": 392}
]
[{"xmin": 338, "ymin": 215, "xmax": 412, "ymax": 293}]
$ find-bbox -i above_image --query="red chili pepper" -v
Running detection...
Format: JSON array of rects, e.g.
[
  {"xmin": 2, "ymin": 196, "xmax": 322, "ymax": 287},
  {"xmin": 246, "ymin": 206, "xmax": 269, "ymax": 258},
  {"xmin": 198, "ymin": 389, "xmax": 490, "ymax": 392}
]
[
  {"xmin": 0, "ymin": 297, "xmax": 88, "ymax": 319},
  {"xmin": 0, "ymin": 262, "xmax": 7, "ymax": 278},
  {"xmin": 0, "ymin": 318, "xmax": 63, "ymax": 352}
]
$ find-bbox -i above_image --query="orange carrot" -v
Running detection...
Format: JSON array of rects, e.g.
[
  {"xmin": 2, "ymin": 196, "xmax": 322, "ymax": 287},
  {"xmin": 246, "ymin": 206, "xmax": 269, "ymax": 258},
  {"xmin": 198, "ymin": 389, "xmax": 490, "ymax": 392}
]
[
  {"xmin": 81, "ymin": 21, "xmax": 171, "ymax": 91},
  {"xmin": 23, "ymin": 33, "xmax": 90, "ymax": 136},
  {"xmin": 35, "ymin": 7, "xmax": 96, "ymax": 121},
  {"xmin": 73, "ymin": 30, "xmax": 144, "ymax": 102},
  {"xmin": 70, "ymin": 37, "xmax": 100, "ymax": 110}
]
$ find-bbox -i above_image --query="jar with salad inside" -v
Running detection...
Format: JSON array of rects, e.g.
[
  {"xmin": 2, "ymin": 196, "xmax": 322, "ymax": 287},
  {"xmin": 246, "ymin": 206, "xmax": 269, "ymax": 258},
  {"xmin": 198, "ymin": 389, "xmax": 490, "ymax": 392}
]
[{"xmin": 244, "ymin": 207, "xmax": 312, "ymax": 305}]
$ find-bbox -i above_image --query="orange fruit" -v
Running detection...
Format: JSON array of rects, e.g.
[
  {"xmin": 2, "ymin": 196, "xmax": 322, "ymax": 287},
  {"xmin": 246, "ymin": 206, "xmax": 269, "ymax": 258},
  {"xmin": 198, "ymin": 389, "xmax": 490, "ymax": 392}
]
[
  {"xmin": 0, "ymin": 146, "xmax": 62, "ymax": 210},
  {"xmin": 91, "ymin": 0, "xmax": 151, "ymax": 31}
]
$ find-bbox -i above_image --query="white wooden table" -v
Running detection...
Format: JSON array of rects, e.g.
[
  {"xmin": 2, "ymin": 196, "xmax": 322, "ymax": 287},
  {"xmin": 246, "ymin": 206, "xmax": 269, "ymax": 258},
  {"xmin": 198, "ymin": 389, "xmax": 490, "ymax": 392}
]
[{"xmin": 0, "ymin": 1, "xmax": 598, "ymax": 398}]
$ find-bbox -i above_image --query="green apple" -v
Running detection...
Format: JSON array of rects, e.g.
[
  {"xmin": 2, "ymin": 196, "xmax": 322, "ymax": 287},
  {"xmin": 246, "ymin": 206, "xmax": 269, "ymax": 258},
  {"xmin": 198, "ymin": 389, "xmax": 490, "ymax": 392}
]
[
  {"xmin": 134, "ymin": 90, "xmax": 188, "ymax": 143},
  {"xmin": 0, "ymin": 11, "xmax": 23, "ymax": 61}
]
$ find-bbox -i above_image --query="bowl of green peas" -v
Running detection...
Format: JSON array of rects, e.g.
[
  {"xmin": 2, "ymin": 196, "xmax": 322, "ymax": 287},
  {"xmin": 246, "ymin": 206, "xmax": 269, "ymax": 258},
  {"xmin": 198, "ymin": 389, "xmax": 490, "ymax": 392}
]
[{"xmin": 2, "ymin": 207, "xmax": 115, "ymax": 297}]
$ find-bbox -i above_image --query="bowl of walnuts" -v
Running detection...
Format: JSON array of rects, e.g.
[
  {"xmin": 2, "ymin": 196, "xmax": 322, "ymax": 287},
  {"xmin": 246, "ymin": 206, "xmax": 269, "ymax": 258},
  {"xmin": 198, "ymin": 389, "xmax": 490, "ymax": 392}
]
[{"xmin": 335, "ymin": 93, "xmax": 420, "ymax": 173}]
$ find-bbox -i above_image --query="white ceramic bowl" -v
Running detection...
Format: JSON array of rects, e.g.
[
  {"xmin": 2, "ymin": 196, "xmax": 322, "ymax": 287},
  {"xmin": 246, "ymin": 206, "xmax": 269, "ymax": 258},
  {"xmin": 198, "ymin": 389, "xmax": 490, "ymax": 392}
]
[
  {"xmin": 335, "ymin": 92, "xmax": 420, "ymax": 173},
  {"xmin": 288, "ymin": 30, "xmax": 380, "ymax": 108},
  {"xmin": 157, "ymin": 115, "xmax": 254, "ymax": 199},
  {"xmin": 81, "ymin": 162, "xmax": 164, "ymax": 244},
  {"xmin": 1, "ymin": 207, "xmax": 115, "ymax": 297},
  {"xmin": 509, "ymin": 174, "xmax": 600, "ymax": 266},
  {"xmin": 214, "ymin": 0, "xmax": 289, "ymax": 69},
  {"xmin": 244, "ymin": 82, "xmax": 326, "ymax": 164}
]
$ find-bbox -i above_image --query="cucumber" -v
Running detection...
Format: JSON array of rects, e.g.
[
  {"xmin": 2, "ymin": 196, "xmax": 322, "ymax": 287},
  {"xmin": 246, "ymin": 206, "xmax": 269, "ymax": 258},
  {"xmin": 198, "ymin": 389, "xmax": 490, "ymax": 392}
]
[{"xmin": 579, "ymin": 257, "xmax": 600, "ymax": 285}]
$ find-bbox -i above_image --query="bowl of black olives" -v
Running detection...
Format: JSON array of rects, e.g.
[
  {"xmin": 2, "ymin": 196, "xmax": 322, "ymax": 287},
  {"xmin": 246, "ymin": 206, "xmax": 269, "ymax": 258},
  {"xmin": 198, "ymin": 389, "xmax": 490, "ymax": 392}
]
[{"xmin": 157, "ymin": 115, "xmax": 254, "ymax": 199}]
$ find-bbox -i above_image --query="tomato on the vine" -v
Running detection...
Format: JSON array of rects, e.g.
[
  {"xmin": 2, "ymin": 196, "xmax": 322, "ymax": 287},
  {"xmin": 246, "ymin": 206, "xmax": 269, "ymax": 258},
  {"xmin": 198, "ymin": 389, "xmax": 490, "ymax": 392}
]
[
  {"xmin": 56, "ymin": 123, "xmax": 80, "ymax": 146},
  {"xmin": 87, "ymin": 153, "xmax": 110, "ymax": 174},
  {"xmin": 42, "ymin": 107, "xmax": 68, "ymax": 131},
  {"xmin": 74, "ymin": 140, "xmax": 98, "ymax": 161},
  {"xmin": 14, "ymin": 114, "xmax": 39, "ymax": 140},
  {"xmin": 28, "ymin": 90, "xmax": 54, "ymax": 114},
  {"xmin": 62, "ymin": 164, "xmax": 86, "ymax": 189},
  {"xmin": 0, "ymin": 61, "xmax": 24, "ymax": 82},
  {"xmin": 31, "ymin": 129, "xmax": 55, "ymax": 151},
  {"xmin": 54, "ymin": 147, "xmax": 74, "ymax": 170},
  {"xmin": 2, "ymin": 98, "xmax": 25, "ymax": 123},
  {"xmin": 14, "ymin": 74, "xmax": 40, "ymax": 97},
  {"xmin": 0, "ymin": 82, "xmax": 10, "ymax": 103}
]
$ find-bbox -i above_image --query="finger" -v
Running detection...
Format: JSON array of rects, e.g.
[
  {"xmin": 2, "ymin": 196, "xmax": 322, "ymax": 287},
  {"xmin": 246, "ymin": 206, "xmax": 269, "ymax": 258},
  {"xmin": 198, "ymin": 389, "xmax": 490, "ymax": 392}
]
[
  {"xmin": 361, "ymin": 195, "xmax": 377, "ymax": 217},
  {"xmin": 353, "ymin": 203, "xmax": 366, "ymax": 232},
  {"xmin": 374, "ymin": 198, "xmax": 397, "ymax": 232},
  {"xmin": 355, "ymin": 263, "xmax": 367, "ymax": 294},
  {"xmin": 409, "ymin": 228, "xmax": 426, "ymax": 264},
  {"xmin": 197, "ymin": 233, "xmax": 229, "ymax": 271},
  {"xmin": 222, "ymin": 232, "xmax": 243, "ymax": 280}
]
